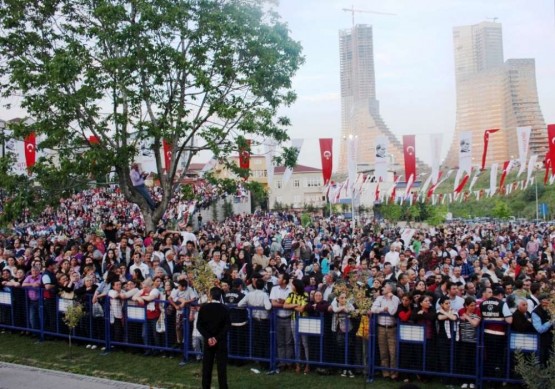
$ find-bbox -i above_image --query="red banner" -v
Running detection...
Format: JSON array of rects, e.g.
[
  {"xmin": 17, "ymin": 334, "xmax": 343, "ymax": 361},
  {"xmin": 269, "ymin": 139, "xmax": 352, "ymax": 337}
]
[
  {"xmin": 454, "ymin": 173, "xmax": 470, "ymax": 194},
  {"xmin": 481, "ymin": 128, "xmax": 499, "ymax": 170},
  {"xmin": 239, "ymin": 139, "xmax": 251, "ymax": 175},
  {"xmin": 427, "ymin": 171, "xmax": 443, "ymax": 198},
  {"xmin": 24, "ymin": 132, "xmax": 36, "ymax": 171},
  {"xmin": 548, "ymin": 124, "xmax": 555, "ymax": 175},
  {"xmin": 88, "ymin": 135, "xmax": 99, "ymax": 144},
  {"xmin": 499, "ymin": 160, "xmax": 510, "ymax": 190},
  {"xmin": 163, "ymin": 139, "xmax": 172, "ymax": 172},
  {"xmin": 403, "ymin": 135, "xmax": 416, "ymax": 192},
  {"xmin": 319, "ymin": 138, "xmax": 333, "ymax": 185}
]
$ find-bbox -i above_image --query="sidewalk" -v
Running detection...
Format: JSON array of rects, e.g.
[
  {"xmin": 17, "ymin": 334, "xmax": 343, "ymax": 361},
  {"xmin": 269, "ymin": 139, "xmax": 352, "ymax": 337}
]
[{"xmin": 0, "ymin": 362, "xmax": 151, "ymax": 389}]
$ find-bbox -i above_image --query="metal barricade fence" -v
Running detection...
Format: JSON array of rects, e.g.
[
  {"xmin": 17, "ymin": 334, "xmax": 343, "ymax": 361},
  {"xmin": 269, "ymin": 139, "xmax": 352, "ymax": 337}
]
[{"xmin": 0, "ymin": 287, "xmax": 539, "ymax": 388}]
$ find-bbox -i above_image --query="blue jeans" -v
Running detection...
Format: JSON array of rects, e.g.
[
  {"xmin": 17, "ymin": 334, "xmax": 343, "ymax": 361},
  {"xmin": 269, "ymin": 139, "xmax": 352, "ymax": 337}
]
[
  {"xmin": 134, "ymin": 184, "xmax": 156, "ymax": 209},
  {"xmin": 28, "ymin": 300, "xmax": 39, "ymax": 330}
]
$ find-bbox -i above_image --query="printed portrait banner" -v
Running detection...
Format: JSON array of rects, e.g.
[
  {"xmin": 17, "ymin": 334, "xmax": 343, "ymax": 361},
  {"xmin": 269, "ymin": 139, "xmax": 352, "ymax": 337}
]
[
  {"xmin": 374, "ymin": 135, "xmax": 389, "ymax": 182},
  {"xmin": 458, "ymin": 131, "xmax": 472, "ymax": 174},
  {"xmin": 517, "ymin": 126, "xmax": 531, "ymax": 176},
  {"xmin": 319, "ymin": 138, "xmax": 333, "ymax": 186}
]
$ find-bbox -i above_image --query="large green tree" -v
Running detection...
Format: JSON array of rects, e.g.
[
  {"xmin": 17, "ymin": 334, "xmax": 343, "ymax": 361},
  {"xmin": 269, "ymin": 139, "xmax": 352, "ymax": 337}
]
[{"xmin": 0, "ymin": 0, "xmax": 303, "ymax": 230}]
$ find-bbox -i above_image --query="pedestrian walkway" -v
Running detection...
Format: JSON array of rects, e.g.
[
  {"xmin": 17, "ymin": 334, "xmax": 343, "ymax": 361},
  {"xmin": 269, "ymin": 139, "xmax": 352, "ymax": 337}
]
[{"xmin": 0, "ymin": 362, "xmax": 150, "ymax": 389}]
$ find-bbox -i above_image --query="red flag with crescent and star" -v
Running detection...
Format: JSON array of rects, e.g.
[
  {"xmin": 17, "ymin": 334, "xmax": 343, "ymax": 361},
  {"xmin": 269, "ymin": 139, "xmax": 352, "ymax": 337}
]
[
  {"xmin": 548, "ymin": 124, "xmax": 555, "ymax": 175},
  {"xmin": 238, "ymin": 139, "xmax": 251, "ymax": 180},
  {"xmin": 163, "ymin": 139, "xmax": 172, "ymax": 173},
  {"xmin": 403, "ymin": 135, "xmax": 416, "ymax": 194},
  {"xmin": 499, "ymin": 160, "xmax": 511, "ymax": 190},
  {"xmin": 481, "ymin": 128, "xmax": 499, "ymax": 170},
  {"xmin": 319, "ymin": 138, "xmax": 333, "ymax": 186},
  {"xmin": 24, "ymin": 132, "xmax": 36, "ymax": 172}
]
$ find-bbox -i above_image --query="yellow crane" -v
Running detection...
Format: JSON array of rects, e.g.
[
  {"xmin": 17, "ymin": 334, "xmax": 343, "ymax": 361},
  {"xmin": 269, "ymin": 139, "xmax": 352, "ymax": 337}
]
[{"xmin": 342, "ymin": 5, "xmax": 396, "ymax": 27}]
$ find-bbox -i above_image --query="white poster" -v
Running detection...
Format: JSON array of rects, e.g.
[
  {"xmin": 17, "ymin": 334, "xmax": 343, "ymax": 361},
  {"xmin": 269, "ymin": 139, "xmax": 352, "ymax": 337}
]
[
  {"xmin": 489, "ymin": 163, "xmax": 498, "ymax": 197},
  {"xmin": 135, "ymin": 135, "xmax": 157, "ymax": 173},
  {"xmin": 264, "ymin": 140, "xmax": 277, "ymax": 187},
  {"xmin": 374, "ymin": 135, "xmax": 389, "ymax": 182},
  {"xmin": 526, "ymin": 154, "xmax": 538, "ymax": 186},
  {"xmin": 282, "ymin": 138, "xmax": 303, "ymax": 186},
  {"xmin": 347, "ymin": 135, "xmax": 358, "ymax": 192},
  {"xmin": 1, "ymin": 128, "xmax": 28, "ymax": 175},
  {"xmin": 516, "ymin": 126, "xmax": 531, "ymax": 177},
  {"xmin": 430, "ymin": 134, "xmax": 443, "ymax": 184}
]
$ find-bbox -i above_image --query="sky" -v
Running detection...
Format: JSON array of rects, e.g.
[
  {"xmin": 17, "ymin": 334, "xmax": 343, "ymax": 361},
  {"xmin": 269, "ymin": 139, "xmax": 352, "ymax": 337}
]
[
  {"xmin": 272, "ymin": 0, "xmax": 555, "ymax": 170},
  {"xmin": 1, "ymin": 0, "xmax": 554, "ymax": 173}
]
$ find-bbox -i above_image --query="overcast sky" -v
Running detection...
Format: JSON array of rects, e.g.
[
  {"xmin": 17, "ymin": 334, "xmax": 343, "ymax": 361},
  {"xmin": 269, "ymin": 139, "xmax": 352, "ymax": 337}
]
[{"xmin": 274, "ymin": 0, "xmax": 555, "ymax": 169}]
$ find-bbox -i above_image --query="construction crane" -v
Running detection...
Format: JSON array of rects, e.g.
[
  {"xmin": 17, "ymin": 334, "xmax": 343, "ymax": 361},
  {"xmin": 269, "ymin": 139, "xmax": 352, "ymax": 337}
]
[
  {"xmin": 342, "ymin": 5, "xmax": 396, "ymax": 27},
  {"xmin": 486, "ymin": 17, "xmax": 499, "ymax": 23}
]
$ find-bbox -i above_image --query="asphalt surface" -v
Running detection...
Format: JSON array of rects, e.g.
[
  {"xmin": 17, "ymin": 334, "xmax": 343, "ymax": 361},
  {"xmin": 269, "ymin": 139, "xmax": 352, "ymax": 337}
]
[{"xmin": 0, "ymin": 362, "xmax": 150, "ymax": 389}]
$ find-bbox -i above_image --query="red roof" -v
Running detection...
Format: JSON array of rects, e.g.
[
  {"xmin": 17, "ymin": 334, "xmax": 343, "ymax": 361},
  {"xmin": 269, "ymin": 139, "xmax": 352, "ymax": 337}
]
[{"xmin": 274, "ymin": 164, "xmax": 321, "ymax": 174}]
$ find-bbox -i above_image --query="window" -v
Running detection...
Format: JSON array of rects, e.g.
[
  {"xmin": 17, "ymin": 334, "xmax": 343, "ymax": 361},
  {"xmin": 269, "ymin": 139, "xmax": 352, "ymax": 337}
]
[
  {"xmin": 275, "ymin": 180, "xmax": 282, "ymax": 189},
  {"xmin": 306, "ymin": 177, "xmax": 321, "ymax": 187},
  {"xmin": 293, "ymin": 179, "xmax": 300, "ymax": 188}
]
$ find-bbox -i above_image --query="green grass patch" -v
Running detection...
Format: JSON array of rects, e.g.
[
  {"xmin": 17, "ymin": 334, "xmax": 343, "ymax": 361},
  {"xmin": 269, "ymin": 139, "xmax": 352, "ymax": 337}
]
[{"xmin": 0, "ymin": 332, "xmax": 462, "ymax": 388}]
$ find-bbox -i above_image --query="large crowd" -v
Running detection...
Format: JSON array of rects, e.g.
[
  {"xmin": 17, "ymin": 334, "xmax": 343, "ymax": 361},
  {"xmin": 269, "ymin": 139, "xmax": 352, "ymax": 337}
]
[{"xmin": 1, "ymin": 186, "xmax": 555, "ymax": 387}]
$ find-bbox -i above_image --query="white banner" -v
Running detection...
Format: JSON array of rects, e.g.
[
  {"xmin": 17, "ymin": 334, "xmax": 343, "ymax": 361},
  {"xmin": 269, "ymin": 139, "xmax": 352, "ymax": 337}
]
[
  {"xmin": 526, "ymin": 154, "xmax": 538, "ymax": 186},
  {"xmin": 458, "ymin": 131, "xmax": 472, "ymax": 174},
  {"xmin": 282, "ymin": 138, "xmax": 303, "ymax": 186},
  {"xmin": 347, "ymin": 135, "xmax": 358, "ymax": 192},
  {"xmin": 489, "ymin": 163, "xmax": 498, "ymax": 197},
  {"xmin": 264, "ymin": 140, "xmax": 277, "ymax": 187},
  {"xmin": 1, "ymin": 128, "xmax": 28, "ymax": 175},
  {"xmin": 430, "ymin": 134, "xmax": 443, "ymax": 184},
  {"xmin": 134, "ymin": 134, "xmax": 157, "ymax": 173},
  {"xmin": 517, "ymin": 126, "xmax": 531, "ymax": 177},
  {"xmin": 374, "ymin": 135, "xmax": 389, "ymax": 182},
  {"xmin": 200, "ymin": 157, "xmax": 218, "ymax": 177}
]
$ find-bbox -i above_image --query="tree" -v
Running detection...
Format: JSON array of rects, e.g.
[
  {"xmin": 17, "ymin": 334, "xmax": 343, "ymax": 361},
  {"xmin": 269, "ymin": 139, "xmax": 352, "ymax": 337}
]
[
  {"xmin": 0, "ymin": 0, "xmax": 303, "ymax": 231},
  {"xmin": 491, "ymin": 200, "xmax": 511, "ymax": 219}
]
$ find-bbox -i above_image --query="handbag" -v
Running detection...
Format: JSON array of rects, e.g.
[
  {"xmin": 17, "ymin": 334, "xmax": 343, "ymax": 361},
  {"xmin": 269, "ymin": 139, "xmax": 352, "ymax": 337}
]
[{"xmin": 92, "ymin": 302, "xmax": 104, "ymax": 318}]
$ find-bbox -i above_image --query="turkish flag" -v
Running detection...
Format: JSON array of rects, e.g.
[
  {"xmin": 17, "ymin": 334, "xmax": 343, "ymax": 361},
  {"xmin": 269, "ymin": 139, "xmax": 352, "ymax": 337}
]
[
  {"xmin": 88, "ymin": 135, "xmax": 99, "ymax": 144},
  {"xmin": 319, "ymin": 138, "xmax": 333, "ymax": 185},
  {"xmin": 499, "ymin": 160, "xmax": 510, "ymax": 189},
  {"xmin": 239, "ymin": 139, "xmax": 251, "ymax": 174},
  {"xmin": 24, "ymin": 132, "xmax": 36, "ymax": 171},
  {"xmin": 454, "ymin": 173, "xmax": 470, "ymax": 194},
  {"xmin": 403, "ymin": 135, "xmax": 416, "ymax": 192},
  {"xmin": 481, "ymin": 129, "xmax": 499, "ymax": 170},
  {"xmin": 163, "ymin": 139, "xmax": 172, "ymax": 172},
  {"xmin": 548, "ymin": 124, "xmax": 555, "ymax": 175}
]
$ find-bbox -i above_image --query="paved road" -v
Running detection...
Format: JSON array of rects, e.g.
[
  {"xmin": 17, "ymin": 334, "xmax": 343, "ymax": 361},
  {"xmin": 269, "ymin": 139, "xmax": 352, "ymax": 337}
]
[{"xmin": 0, "ymin": 362, "xmax": 150, "ymax": 389}]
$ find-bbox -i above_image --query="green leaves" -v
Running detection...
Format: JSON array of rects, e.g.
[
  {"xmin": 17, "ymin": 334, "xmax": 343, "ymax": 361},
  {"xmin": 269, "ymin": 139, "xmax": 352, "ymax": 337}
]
[{"xmin": 0, "ymin": 0, "xmax": 303, "ymax": 229}]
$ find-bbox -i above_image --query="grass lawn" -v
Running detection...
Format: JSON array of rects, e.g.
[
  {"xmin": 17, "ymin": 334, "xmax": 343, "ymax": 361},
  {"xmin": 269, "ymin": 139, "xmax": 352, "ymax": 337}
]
[{"xmin": 0, "ymin": 332, "xmax": 457, "ymax": 388}]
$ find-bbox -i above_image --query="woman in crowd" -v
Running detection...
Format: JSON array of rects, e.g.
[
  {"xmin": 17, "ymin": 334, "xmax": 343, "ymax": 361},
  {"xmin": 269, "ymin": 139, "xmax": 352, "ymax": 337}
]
[
  {"xmin": 284, "ymin": 278, "xmax": 310, "ymax": 374},
  {"xmin": 411, "ymin": 294, "xmax": 436, "ymax": 379},
  {"xmin": 435, "ymin": 295, "xmax": 459, "ymax": 384},
  {"xmin": 457, "ymin": 297, "xmax": 481, "ymax": 388},
  {"xmin": 330, "ymin": 291, "xmax": 355, "ymax": 378}
]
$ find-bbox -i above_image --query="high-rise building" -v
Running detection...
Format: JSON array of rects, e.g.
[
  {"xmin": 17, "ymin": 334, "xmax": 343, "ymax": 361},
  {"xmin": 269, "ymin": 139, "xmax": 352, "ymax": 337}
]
[
  {"xmin": 338, "ymin": 25, "xmax": 409, "ymax": 175},
  {"xmin": 445, "ymin": 21, "xmax": 546, "ymax": 168}
]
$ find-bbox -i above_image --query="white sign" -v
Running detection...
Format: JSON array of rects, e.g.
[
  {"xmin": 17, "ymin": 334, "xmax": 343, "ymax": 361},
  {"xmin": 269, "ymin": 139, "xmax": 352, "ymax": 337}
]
[{"xmin": 297, "ymin": 317, "xmax": 322, "ymax": 335}]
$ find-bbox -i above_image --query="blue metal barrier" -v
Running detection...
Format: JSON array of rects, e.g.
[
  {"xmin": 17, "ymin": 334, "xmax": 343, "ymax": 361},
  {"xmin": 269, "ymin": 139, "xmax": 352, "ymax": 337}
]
[{"xmin": 0, "ymin": 287, "xmax": 538, "ymax": 388}]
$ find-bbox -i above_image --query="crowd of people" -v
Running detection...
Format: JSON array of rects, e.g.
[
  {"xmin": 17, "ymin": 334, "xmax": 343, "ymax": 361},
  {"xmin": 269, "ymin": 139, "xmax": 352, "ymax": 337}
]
[{"xmin": 1, "ymin": 187, "xmax": 555, "ymax": 388}]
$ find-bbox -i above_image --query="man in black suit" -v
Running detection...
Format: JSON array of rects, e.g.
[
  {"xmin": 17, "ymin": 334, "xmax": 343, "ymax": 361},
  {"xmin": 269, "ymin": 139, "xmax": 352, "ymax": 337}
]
[
  {"xmin": 160, "ymin": 250, "xmax": 182, "ymax": 277},
  {"xmin": 197, "ymin": 287, "xmax": 231, "ymax": 389}
]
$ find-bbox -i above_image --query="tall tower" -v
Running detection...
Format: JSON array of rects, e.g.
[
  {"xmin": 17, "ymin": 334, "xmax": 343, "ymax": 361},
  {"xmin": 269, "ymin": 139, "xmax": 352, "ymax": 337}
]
[
  {"xmin": 445, "ymin": 21, "xmax": 546, "ymax": 168},
  {"xmin": 338, "ymin": 25, "xmax": 407, "ymax": 175}
]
